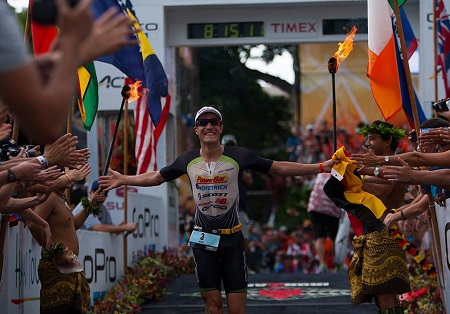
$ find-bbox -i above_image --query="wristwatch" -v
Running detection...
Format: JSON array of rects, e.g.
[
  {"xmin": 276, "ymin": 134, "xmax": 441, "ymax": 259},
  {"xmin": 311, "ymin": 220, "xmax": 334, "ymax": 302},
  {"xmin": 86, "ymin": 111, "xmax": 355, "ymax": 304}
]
[
  {"xmin": 384, "ymin": 156, "xmax": 390, "ymax": 164},
  {"xmin": 373, "ymin": 166, "xmax": 380, "ymax": 177},
  {"xmin": 7, "ymin": 169, "xmax": 17, "ymax": 182}
]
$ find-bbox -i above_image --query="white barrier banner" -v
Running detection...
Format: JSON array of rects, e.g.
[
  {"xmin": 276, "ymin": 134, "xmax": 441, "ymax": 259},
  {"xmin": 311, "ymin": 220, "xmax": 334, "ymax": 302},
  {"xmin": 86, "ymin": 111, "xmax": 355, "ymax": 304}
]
[
  {"xmin": 127, "ymin": 194, "xmax": 166, "ymax": 265},
  {"xmin": 0, "ymin": 192, "xmax": 169, "ymax": 314}
]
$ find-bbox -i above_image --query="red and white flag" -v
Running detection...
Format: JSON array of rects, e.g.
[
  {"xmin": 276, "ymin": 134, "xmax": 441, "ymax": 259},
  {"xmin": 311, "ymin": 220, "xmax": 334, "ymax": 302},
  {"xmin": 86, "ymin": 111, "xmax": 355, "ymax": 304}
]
[{"xmin": 133, "ymin": 86, "xmax": 171, "ymax": 174}]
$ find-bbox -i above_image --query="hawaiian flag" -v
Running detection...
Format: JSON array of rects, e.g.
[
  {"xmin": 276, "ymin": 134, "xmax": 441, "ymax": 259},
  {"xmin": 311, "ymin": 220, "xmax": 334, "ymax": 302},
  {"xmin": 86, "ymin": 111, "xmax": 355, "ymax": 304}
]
[
  {"xmin": 436, "ymin": 0, "xmax": 450, "ymax": 98},
  {"xmin": 367, "ymin": 0, "xmax": 425, "ymax": 128}
]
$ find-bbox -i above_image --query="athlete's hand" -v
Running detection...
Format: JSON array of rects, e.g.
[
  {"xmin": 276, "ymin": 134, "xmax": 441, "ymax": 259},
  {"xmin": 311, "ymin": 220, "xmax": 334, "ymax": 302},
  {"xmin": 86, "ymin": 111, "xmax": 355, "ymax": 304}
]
[{"xmin": 99, "ymin": 168, "xmax": 124, "ymax": 192}]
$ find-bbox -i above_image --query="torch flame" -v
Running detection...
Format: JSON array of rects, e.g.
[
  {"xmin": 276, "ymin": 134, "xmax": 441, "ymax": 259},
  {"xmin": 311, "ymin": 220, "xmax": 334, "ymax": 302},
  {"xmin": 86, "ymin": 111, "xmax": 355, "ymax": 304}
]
[
  {"xmin": 128, "ymin": 80, "xmax": 142, "ymax": 102},
  {"xmin": 329, "ymin": 26, "xmax": 357, "ymax": 73}
]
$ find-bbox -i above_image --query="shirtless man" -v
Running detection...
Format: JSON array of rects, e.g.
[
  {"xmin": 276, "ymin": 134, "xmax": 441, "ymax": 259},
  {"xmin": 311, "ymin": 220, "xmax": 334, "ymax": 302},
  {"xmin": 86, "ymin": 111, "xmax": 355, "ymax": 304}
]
[
  {"xmin": 28, "ymin": 163, "xmax": 102, "ymax": 313},
  {"xmin": 343, "ymin": 121, "xmax": 410, "ymax": 313}
]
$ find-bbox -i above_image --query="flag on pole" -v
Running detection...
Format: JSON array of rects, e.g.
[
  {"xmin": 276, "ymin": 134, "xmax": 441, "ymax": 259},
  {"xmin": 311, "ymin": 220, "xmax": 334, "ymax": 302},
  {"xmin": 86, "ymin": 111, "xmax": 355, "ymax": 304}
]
[
  {"xmin": 77, "ymin": 62, "xmax": 99, "ymax": 130},
  {"xmin": 92, "ymin": 0, "xmax": 170, "ymax": 173},
  {"xmin": 132, "ymin": 83, "xmax": 170, "ymax": 173},
  {"xmin": 387, "ymin": 0, "xmax": 408, "ymax": 9},
  {"xmin": 367, "ymin": 0, "xmax": 425, "ymax": 128},
  {"xmin": 30, "ymin": 0, "xmax": 99, "ymax": 131},
  {"xmin": 92, "ymin": 0, "xmax": 169, "ymax": 127},
  {"xmin": 436, "ymin": 0, "xmax": 450, "ymax": 98},
  {"xmin": 393, "ymin": 7, "xmax": 426, "ymax": 128}
]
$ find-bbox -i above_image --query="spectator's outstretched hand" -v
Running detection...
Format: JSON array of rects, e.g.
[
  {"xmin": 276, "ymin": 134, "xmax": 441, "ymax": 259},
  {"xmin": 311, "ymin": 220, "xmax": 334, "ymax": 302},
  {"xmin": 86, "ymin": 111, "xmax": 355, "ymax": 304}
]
[
  {"xmin": 99, "ymin": 168, "xmax": 124, "ymax": 192},
  {"xmin": 11, "ymin": 161, "xmax": 42, "ymax": 182},
  {"xmin": 80, "ymin": 5, "xmax": 138, "ymax": 63},
  {"xmin": 89, "ymin": 188, "xmax": 106, "ymax": 207},
  {"xmin": 351, "ymin": 146, "xmax": 379, "ymax": 167},
  {"xmin": 383, "ymin": 158, "xmax": 413, "ymax": 183},
  {"xmin": 44, "ymin": 134, "xmax": 77, "ymax": 166},
  {"xmin": 55, "ymin": 0, "xmax": 93, "ymax": 46},
  {"xmin": 419, "ymin": 127, "xmax": 450, "ymax": 145},
  {"xmin": 34, "ymin": 166, "xmax": 63, "ymax": 185},
  {"xmin": 67, "ymin": 163, "xmax": 91, "ymax": 182}
]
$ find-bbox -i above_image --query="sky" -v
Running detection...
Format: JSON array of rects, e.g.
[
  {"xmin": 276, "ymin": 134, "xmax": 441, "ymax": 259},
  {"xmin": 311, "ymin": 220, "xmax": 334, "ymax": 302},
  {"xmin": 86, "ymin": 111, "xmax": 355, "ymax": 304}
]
[{"xmin": 8, "ymin": 0, "xmax": 27, "ymax": 11}]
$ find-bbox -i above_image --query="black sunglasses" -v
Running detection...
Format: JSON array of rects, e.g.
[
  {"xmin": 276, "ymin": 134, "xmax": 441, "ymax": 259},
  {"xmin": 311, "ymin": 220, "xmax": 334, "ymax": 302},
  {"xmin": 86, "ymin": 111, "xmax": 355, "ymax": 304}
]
[{"xmin": 196, "ymin": 118, "xmax": 220, "ymax": 127}]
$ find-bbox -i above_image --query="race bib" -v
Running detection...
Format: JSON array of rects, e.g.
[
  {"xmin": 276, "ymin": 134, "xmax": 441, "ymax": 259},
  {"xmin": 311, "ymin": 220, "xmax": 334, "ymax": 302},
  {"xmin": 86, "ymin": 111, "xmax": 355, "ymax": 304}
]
[{"xmin": 188, "ymin": 230, "xmax": 220, "ymax": 251}]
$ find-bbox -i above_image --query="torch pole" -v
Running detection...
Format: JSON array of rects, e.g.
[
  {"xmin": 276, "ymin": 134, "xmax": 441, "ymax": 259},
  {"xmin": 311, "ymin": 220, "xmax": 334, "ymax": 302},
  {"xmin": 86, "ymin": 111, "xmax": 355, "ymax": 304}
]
[
  {"xmin": 102, "ymin": 85, "xmax": 131, "ymax": 176},
  {"xmin": 328, "ymin": 57, "xmax": 338, "ymax": 152},
  {"xmin": 331, "ymin": 72, "xmax": 337, "ymax": 152}
]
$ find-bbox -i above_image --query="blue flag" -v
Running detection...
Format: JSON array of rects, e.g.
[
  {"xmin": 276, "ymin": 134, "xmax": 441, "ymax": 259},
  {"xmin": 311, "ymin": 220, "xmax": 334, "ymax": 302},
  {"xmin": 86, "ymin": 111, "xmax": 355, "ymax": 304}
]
[
  {"xmin": 392, "ymin": 7, "xmax": 426, "ymax": 128},
  {"xmin": 92, "ymin": 0, "xmax": 168, "ymax": 126}
]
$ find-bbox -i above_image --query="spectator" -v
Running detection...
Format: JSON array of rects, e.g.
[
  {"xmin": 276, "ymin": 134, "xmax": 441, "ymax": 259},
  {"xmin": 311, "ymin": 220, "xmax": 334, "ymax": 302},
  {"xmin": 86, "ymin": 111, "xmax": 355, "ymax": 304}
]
[
  {"xmin": 307, "ymin": 173, "xmax": 343, "ymax": 273},
  {"xmin": 285, "ymin": 125, "xmax": 302, "ymax": 162},
  {"xmin": 247, "ymin": 222, "xmax": 264, "ymax": 273},
  {"xmin": 72, "ymin": 180, "xmax": 137, "ymax": 234}
]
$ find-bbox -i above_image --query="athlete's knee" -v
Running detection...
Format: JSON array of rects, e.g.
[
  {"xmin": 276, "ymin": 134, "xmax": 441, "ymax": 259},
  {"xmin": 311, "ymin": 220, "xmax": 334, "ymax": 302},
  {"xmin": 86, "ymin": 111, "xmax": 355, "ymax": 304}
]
[{"xmin": 201, "ymin": 290, "xmax": 223, "ymax": 314}]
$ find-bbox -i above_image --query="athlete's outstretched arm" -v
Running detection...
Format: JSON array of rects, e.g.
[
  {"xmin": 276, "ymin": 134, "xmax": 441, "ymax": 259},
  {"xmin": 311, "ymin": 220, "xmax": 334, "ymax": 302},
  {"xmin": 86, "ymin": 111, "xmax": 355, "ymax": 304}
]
[
  {"xmin": 99, "ymin": 168, "xmax": 165, "ymax": 191},
  {"xmin": 268, "ymin": 158, "xmax": 338, "ymax": 176}
]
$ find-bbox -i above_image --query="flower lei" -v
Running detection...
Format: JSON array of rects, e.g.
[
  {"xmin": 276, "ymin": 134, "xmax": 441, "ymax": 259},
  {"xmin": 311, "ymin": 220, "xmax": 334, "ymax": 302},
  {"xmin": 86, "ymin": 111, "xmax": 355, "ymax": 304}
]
[
  {"xmin": 42, "ymin": 242, "xmax": 64, "ymax": 261},
  {"xmin": 388, "ymin": 225, "xmax": 437, "ymax": 278},
  {"xmin": 81, "ymin": 196, "xmax": 101, "ymax": 216},
  {"xmin": 361, "ymin": 123, "xmax": 406, "ymax": 141}
]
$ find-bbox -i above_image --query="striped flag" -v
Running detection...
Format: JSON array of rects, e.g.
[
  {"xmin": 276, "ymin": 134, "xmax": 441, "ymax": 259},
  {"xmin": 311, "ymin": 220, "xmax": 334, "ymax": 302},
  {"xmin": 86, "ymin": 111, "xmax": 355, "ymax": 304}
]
[
  {"xmin": 133, "ymin": 85, "xmax": 170, "ymax": 173},
  {"xmin": 436, "ymin": 0, "xmax": 450, "ymax": 98},
  {"xmin": 367, "ymin": 0, "xmax": 425, "ymax": 128}
]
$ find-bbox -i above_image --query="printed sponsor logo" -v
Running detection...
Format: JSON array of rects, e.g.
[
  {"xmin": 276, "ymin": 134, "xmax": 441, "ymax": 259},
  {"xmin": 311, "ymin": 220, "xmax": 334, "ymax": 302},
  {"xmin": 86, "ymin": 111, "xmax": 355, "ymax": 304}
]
[
  {"xmin": 200, "ymin": 204, "xmax": 227, "ymax": 211},
  {"xmin": 198, "ymin": 192, "xmax": 228, "ymax": 200},
  {"xmin": 196, "ymin": 174, "xmax": 228, "ymax": 184},
  {"xmin": 218, "ymin": 167, "xmax": 234, "ymax": 173},
  {"xmin": 196, "ymin": 184, "xmax": 227, "ymax": 191}
]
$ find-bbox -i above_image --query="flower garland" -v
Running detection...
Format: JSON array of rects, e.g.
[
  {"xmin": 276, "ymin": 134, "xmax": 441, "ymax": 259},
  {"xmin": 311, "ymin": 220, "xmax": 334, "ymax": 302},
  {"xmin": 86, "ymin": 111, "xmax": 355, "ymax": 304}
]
[
  {"xmin": 361, "ymin": 122, "xmax": 406, "ymax": 141},
  {"xmin": 42, "ymin": 242, "xmax": 64, "ymax": 261},
  {"xmin": 81, "ymin": 196, "xmax": 101, "ymax": 216},
  {"xmin": 388, "ymin": 225, "xmax": 437, "ymax": 278}
]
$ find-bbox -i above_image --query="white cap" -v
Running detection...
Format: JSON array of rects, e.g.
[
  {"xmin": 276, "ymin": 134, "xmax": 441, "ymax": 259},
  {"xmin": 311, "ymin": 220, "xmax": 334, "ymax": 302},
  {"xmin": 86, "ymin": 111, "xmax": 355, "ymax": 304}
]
[
  {"xmin": 195, "ymin": 106, "xmax": 223, "ymax": 122},
  {"xmin": 306, "ymin": 124, "xmax": 314, "ymax": 130},
  {"xmin": 221, "ymin": 134, "xmax": 237, "ymax": 146}
]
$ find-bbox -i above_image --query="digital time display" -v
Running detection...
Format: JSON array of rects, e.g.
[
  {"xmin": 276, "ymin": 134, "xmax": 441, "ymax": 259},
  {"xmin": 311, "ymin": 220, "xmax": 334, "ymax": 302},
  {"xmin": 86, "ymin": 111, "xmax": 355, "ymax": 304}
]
[{"xmin": 188, "ymin": 22, "xmax": 264, "ymax": 39}]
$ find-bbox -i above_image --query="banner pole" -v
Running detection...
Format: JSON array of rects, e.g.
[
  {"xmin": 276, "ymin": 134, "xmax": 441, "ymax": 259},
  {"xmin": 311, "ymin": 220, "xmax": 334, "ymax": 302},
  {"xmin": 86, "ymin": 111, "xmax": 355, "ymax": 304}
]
[{"xmin": 392, "ymin": 0, "xmax": 420, "ymax": 133}]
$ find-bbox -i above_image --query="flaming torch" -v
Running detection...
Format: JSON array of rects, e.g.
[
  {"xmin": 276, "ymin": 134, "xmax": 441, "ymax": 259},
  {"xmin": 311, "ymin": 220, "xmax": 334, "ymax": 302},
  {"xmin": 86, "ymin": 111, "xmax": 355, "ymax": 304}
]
[{"xmin": 328, "ymin": 26, "xmax": 357, "ymax": 151}]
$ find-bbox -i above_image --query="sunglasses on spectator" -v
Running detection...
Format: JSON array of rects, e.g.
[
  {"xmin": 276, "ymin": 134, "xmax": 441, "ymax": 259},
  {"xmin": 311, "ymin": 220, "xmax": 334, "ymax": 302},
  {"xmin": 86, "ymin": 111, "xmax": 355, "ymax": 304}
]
[{"xmin": 196, "ymin": 118, "xmax": 220, "ymax": 127}]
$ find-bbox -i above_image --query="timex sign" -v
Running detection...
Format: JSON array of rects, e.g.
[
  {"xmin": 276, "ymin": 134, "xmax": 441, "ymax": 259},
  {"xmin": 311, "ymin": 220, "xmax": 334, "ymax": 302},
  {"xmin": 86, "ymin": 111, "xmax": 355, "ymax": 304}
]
[{"xmin": 267, "ymin": 20, "xmax": 319, "ymax": 38}]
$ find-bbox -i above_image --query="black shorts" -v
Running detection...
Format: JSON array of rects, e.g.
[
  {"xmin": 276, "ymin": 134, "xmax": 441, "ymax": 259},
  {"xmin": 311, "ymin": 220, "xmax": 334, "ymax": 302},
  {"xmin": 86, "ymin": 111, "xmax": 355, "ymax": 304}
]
[
  {"xmin": 309, "ymin": 211, "xmax": 340, "ymax": 240},
  {"xmin": 193, "ymin": 231, "xmax": 247, "ymax": 294}
]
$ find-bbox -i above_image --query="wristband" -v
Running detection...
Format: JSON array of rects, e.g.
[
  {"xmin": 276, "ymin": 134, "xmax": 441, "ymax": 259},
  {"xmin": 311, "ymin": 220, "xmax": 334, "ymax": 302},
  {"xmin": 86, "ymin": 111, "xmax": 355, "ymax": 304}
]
[
  {"xmin": 319, "ymin": 162, "xmax": 324, "ymax": 173},
  {"xmin": 400, "ymin": 210, "xmax": 406, "ymax": 220},
  {"xmin": 64, "ymin": 174, "xmax": 73, "ymax": 185},
  {"xmin": 36, "ymin": 156, "xmax": 48, "ymax": 169}
]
